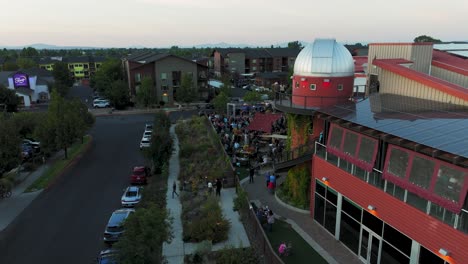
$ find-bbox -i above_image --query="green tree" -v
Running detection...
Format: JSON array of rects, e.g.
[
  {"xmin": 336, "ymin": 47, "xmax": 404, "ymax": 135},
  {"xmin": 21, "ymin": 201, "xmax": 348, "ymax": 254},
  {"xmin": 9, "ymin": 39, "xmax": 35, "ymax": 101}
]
[
  {"xmin": 136, "ymin": 77, "xmax": 157, "ymax": 107},
  {"xmin": 36, "ymin": 91, "xmax": 93, "ymax": 158},
  {"xmin": 52, "ymin": 61, "xmax": 74, "ymax": 95},
  {"xmin": 16, "ymin": 58, "xmax": 37, "ymax": 69},
  {"xmin": 91, "ymin": 58, "xmax": 124, "ymax": 96},
  {"xmin": 108, "ymin": 80, "xmax": 130, "ymax": 110},
  {"xmin": 12, "ymin": 112, "xmax": 44, "ymax": 138},
  {"xmin": 20, "ymin": 47, "xmax": 39, "ymax": 57},
  {"xmin": 287, "ymin": 40, "xmax": 303, "ymax": 50},
  {"xmin": 0, "ymin": 84, "xmax": 20, "ymax": 112},
  {"xmin": 212, "ymin": 91, "xmax": 229, "ymax": 114},
  {"xmin": 114, "ymin": 203, "xmax": 171, "ymax": 263},
  {"xmin": 243, "ymin": 91, "xmax": 262, "ymax": 103},
  {"xmin": 3, "ymin": 61, "xmax": 19, "ymax": 71},
  {"xmin": 220, "ymin": 75, "xmax": 232, "ymax": 97},
  {"xmin": 145, "ymin": 112, "xmax": 172, "ymax": 173},
  {"xmin": 177, "ymin": 73, "xmax": 197, "ymax": 104},
  {"xmin": 414, "ymin": 35, "xmax": 442, "ymax": 43},
  {"xmin": 0, "ymin": 115, "xmax": 21, "ymax": 174},
  {"xmin": 51, "ymin": 80, "xmax": 70, "ymax": 97}
]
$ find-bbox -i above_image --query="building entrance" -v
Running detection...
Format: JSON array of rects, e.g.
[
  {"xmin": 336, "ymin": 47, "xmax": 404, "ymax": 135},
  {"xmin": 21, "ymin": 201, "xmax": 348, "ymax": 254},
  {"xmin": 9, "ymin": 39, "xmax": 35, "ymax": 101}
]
[{"xmin": 359, "ymin": 227, "xmax": 381, "ymax": 264}]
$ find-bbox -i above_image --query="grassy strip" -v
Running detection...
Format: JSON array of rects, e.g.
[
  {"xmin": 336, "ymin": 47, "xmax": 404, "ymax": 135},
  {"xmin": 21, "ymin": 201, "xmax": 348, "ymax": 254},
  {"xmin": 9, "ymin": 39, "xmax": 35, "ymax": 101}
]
[
  {"xmin": 25, "ymin": 135, "xmax": 91, "ymax": 192},
  {"xmin": 266, "ymin": 219, "xmax": 328, "ymax": 264}
]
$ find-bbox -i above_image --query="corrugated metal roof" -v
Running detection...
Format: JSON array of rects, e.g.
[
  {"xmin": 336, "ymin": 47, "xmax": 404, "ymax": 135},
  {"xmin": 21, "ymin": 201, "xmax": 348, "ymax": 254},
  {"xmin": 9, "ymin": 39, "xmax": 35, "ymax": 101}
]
[{"xmin": 294, "ymin": 39, "xmax": 354, "ymax": 77}]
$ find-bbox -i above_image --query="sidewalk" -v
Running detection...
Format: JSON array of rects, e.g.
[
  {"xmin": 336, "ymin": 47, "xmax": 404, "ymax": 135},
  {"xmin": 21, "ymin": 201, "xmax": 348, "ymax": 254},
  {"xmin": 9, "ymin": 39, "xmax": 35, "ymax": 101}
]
[
  {"xmin": 163, "ymin": 124, "xmax": 250, "ymax": 264},
  {"xmin": 0, "ymin": 151, "xmax": 63, "ymax": 232},
  {"xmin": 241, "ymin": 166, "xmax": 362, "ymax": 264}
]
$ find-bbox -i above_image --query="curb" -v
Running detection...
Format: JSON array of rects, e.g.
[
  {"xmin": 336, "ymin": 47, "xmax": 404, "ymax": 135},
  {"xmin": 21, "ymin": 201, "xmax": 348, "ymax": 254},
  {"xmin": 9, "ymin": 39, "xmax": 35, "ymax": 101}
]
[
  {"xmin": 274, "ymin": 190, "xmax": 310, "ymax": 214},
  {"xmin": 45, "ymin": 135, "xmax": 94, "ymax": 191}
]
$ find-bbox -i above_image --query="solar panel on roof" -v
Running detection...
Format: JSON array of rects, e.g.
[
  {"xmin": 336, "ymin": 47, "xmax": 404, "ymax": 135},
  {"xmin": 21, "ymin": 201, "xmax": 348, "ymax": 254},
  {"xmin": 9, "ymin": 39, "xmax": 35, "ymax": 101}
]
[{"xmin": 318, "ymin": 94, "xmax": 468, "ymax": 158}]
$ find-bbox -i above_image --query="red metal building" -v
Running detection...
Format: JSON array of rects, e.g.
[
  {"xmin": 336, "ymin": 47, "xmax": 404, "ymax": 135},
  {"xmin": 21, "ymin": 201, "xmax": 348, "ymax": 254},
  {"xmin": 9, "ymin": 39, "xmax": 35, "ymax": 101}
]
[{"xmin": 274, "ymin": 39, "xmax": 468, "ymax": 264}]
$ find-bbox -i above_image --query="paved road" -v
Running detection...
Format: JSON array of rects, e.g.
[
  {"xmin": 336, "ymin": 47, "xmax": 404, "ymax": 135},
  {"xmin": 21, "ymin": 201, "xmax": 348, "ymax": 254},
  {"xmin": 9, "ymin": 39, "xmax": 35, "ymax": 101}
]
[{"xmin": 0, "ymin": 114, "xmax": 157, "ymax": 264}]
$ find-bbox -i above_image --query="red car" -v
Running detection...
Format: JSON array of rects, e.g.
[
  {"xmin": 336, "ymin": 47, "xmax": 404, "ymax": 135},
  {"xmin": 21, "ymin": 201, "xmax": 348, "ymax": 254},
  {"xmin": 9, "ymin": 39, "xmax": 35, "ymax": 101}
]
[{"xmin": 130, "ymin": 166, "xmax": 150, "ymax": 185}]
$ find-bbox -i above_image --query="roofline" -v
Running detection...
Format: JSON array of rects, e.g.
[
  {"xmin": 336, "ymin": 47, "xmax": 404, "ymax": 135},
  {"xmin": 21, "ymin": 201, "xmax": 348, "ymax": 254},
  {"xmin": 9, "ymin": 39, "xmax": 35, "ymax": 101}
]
[
  {"xmin": 369, "ymin": 42, "xmax": 433, "ymax": 46},
  {"xmin": 432, "ymin": 60, "xmax": 468, "ymax": 76},
  {"xmin": 373, "ymin": 59, "xmax": 468, "ymax": 101}
]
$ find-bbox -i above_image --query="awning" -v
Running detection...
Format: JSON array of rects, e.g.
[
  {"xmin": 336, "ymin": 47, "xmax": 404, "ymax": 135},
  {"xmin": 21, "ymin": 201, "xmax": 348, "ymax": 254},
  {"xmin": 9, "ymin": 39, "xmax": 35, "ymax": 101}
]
[{"xmin": 246, "ymin": 113, "xmax": 283, "ymax": 133}]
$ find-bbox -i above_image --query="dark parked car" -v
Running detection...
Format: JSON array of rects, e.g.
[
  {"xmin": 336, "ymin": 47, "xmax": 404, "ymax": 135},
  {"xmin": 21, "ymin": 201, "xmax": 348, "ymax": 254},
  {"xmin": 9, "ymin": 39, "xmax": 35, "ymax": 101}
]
[
  {"xmin": 21, "ymin": 143, "xmax": 34, "ymax": 160},
  {"xmin": 130, "ymin": 166, "xmax": 150, "ymax": 185},
  {"xmin": 103, "ymin": 209, "xmax": 134, "ymax": 243},
  {"xmin": 96, "ymin": 249, "xmax": 118, "ymax": 264}
]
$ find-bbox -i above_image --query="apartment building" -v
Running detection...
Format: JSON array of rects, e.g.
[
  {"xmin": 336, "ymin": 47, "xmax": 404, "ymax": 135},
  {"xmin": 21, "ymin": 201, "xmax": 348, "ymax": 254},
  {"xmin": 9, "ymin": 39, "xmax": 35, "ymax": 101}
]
[{"xmin": 122, "ymin": 52, "xmax": 209, "ymax": 105}]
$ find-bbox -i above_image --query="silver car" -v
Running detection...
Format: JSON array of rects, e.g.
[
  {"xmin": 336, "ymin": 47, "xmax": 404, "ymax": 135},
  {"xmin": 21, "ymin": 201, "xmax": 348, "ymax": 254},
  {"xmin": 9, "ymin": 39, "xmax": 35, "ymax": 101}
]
[
  {"xmin": 121, "ymin": 186, "xmax": 142, "ymax": 207},
  {"xmin": 103, "ymin": 208, "xmax": 135, "ymax": 243}
]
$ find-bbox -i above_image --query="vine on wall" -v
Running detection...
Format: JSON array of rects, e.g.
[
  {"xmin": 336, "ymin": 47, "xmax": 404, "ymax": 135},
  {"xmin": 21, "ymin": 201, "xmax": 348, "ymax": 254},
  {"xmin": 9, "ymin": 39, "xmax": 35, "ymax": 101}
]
[{"xmin": 281, "ymin": 163, "xmax": 310, "ymax": 209}]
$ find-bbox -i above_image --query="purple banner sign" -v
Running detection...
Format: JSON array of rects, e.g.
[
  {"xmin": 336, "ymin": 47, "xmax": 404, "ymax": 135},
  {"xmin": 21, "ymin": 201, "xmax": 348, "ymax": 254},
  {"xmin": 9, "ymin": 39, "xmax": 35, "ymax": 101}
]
[{"xmin": 13, "ymin": 72, "xmax": 30, "ymax": 88}]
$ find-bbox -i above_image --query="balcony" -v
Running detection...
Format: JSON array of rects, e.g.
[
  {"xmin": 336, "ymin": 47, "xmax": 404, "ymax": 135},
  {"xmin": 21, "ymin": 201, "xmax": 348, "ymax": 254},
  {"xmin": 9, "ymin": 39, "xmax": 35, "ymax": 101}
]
[{"xmin": 274, "ymin": 141, "xmax": 315, "ymax": 172}]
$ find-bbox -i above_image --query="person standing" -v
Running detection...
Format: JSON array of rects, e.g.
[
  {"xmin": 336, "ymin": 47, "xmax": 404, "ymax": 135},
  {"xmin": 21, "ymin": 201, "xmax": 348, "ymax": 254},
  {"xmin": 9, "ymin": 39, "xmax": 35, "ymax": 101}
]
[
  {"xmin": 208, "ymin": 181, "xmax": 213, "ymax": 195},
  {"xmin": 267, "ymin": 210, "xmax": 275, "ymax": 232},
  {"xmin": 172, "ymin": 181, "xmax": 179, "ymax": 198},
  {"xmin": 249, "ymin": 166, "xmax": 255, "ymax": 183},
  {"xmin": 215, "ymin": 178, "xmax": 222, "ymax": 196}
]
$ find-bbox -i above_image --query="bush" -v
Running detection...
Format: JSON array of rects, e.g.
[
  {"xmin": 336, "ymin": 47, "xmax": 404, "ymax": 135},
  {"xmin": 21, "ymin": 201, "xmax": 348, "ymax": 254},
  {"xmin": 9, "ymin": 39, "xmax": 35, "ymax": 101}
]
[
  {"xmin": 233, "ymin": 189, "xmax": 248, "ymax": 211},
  {"xmin": 184, "ymin": 198, "xmax": 230, "ymax": 243}
]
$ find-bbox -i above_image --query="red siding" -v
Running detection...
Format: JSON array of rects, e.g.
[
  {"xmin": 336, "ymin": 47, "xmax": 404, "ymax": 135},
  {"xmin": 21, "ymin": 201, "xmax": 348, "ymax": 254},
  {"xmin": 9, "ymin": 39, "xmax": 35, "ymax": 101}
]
[
  {"xmin": 312, "ymin": 156, "xmax": 468, "ymax": 264},
  {"xmin": 292, "ymin": 75, "xmax": 354, "ymax": 107}
]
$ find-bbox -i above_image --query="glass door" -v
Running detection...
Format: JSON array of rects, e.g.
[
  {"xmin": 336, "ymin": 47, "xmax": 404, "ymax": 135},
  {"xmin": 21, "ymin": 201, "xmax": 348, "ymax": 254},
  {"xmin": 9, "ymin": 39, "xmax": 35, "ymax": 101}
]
[{"xmin": 359, "ymin": 227, "xmax": 381, "ymax": 264}]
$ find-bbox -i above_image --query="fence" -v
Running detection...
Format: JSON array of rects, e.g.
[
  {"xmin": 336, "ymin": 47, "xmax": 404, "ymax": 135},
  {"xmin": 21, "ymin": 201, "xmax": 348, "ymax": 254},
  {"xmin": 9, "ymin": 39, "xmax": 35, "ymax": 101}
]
[{"xmin": 239, "ymin": 203, "xmax": 285, "ymax": 264}]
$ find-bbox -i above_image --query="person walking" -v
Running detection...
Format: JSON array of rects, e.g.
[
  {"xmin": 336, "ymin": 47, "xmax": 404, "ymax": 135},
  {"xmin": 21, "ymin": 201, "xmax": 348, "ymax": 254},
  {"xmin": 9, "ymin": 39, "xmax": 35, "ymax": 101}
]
[
  {"xmin": 249, "ymin": 165, "xmax": 255, "ymax": 183},
  {"xmin": 215, "ymin": 178, "xmax": 222, "ymax": 196},
  {"xmin": 172, "ymin": 181, "xmax": 179, "ymax": 198}
]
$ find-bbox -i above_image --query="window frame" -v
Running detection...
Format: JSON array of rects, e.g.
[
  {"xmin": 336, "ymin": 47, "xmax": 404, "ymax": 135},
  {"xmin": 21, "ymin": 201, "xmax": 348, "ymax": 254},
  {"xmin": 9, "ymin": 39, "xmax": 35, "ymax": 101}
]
[
  {"xmin": 326, "ymin": 124, "xmax": 378, "ymax": 172},
  {"xmin": 383, "ymin": 144, "xmax": 468, "ymax": 213}
]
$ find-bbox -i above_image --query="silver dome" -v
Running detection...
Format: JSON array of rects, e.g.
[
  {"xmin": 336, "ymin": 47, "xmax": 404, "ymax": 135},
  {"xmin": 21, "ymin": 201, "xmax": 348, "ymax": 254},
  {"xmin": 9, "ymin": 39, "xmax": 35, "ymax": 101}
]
[{"xmin": 294, "ymin": 39, "xmax": 355, "ymax": 77}]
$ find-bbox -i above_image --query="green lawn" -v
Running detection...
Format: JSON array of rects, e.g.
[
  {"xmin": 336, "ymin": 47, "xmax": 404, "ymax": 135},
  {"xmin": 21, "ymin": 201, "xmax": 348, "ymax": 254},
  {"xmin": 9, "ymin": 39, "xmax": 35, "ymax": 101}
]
[
  {"xmin": 25, "ymin": 136, "xmax": 91, "ymax": 192},
  {"xmin": 266, "ymin": 219, "xmax": 328, "ymax": 264}
]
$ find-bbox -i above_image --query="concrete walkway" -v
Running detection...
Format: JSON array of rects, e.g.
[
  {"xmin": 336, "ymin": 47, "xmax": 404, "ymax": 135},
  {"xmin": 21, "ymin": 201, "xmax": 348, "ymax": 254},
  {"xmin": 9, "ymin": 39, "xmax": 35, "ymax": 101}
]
[
  {"xmin": 163, "ymin": 124, "xmax": 250, "ymax": 264},
  {"xmin": 0, "ymin": 151, "xmax": 64, "ymax": 232}
]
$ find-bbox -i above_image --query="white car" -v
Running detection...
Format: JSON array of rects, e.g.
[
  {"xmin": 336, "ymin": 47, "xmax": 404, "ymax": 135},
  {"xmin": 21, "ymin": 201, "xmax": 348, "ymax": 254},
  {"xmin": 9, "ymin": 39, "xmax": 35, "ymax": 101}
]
[
  {"xmin": 143, "ymin": 130, "xmax": 152, "ymax": 138},
  {"xmin": 145, "ymin": 123, "xmax": 153, "ymax": 131},
  {"xmin": 93, "ymin": 99, "xmax": 111, "ymax": 108},
  {"xmin": 121, "ymin": 186, "xmax": 142, "ymax": 207},
  {"xmin": 140, "ymin": 136, "xmax": 151, "ymax": 149}
]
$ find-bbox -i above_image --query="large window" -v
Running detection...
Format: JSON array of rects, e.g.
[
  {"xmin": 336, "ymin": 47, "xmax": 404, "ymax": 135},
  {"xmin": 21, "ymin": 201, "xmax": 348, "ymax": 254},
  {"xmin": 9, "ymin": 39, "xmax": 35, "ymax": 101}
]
[
  {"xmin": 387, "ymin": 148, "xmax": 409, "ymax": 179},
  {"xmin": 408, "ymin": 156, "xmax": 434, "ymax": 189},
  {"xmin": 384, "ymin": 145, "xmax": 468, "ymax": 214},
  {"xmin": 326, "ymin": 124, "xmax": 378, "ymax": 171},
  {"xmin": 434, "ymin": 164, "xmax": 465, "ymax": 202}
]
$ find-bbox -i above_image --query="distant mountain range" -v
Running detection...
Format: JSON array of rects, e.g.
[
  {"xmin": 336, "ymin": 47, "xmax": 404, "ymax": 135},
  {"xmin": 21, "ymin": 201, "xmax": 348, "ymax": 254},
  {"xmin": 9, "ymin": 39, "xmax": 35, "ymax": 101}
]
[
  {"xmin": 0, "ymin": 40, "xmax": 373, "ymax": 50},
  {"xmin": 0, "ymin": 42, "xmax": 298, "ymax": 50}
]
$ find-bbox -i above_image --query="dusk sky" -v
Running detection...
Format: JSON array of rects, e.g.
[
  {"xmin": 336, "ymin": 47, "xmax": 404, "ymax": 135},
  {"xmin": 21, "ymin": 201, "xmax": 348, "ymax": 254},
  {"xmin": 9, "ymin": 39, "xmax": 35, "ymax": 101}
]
[{"xmin": 1, "ymin": 0, "xmax": 466, "ymax": 48}]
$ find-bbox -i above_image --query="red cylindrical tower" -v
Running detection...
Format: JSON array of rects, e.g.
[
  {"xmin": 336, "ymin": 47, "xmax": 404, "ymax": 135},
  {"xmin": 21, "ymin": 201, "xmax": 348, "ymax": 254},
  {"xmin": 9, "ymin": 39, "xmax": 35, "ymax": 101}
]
[{"xmin": 292, "ymin": 39, "xmax": 355, "ymax": 107}]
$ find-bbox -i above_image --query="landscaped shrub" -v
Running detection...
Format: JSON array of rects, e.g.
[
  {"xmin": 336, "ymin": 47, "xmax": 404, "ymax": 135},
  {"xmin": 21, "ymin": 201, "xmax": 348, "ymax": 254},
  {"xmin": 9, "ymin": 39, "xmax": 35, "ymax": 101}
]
[
  {"xmin": 184, "ymin": 198, "xmax": 230, "ymax": 243},
  {"xmin": 177, "ymin": 116, "xmax": 231, "ymax": 244}
]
